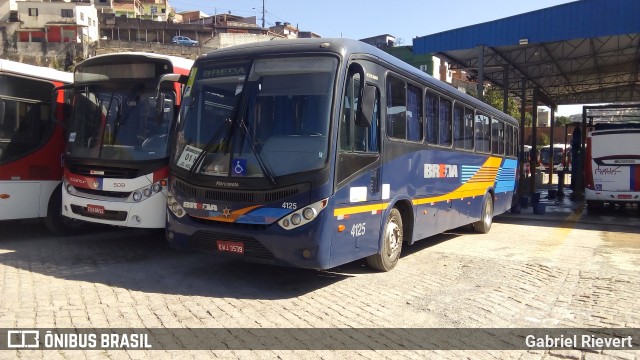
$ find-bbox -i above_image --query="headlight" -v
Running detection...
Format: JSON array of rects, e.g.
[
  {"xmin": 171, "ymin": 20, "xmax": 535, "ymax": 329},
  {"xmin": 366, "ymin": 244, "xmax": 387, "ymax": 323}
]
[
  {"xmin": 302, "ymin": 207, "xmax": 317, "ymax": 220},
  {"xmin": 278, "ymin": 198, "xmax": 328, "ymax": 230},
  {"xmin": 167, "ymin": 193, "xmax": 186, "ymax": 218},
  {"xmin": 128, "ymin": 179, "xmax": 166, "ymax": 203}
]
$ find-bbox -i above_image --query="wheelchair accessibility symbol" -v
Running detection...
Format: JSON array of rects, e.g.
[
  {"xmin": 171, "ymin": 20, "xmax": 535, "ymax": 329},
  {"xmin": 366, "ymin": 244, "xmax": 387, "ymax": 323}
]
[{"xmin": 232, "ymin": 159, "xmax": 247, "ymax": 176}]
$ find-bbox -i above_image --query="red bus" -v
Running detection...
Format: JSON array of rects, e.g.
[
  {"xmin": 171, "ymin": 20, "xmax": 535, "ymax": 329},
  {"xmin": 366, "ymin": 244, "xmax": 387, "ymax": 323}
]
[{"xmin": 0, "ymin": 59, "xmax": 76, "ymax": 234}]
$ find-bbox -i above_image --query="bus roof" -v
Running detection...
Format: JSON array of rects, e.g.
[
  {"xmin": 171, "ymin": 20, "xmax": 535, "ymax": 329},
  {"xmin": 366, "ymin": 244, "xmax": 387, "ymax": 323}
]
[
  {"xmin": 76, "ymin": 52, "xmax": 194, "ymax": 73},
  {"xmin": 0, "ymin": 59, "xmax": 72, "ymax": 84},
  {"xmin": 198, "ymin": 38, "xmax": 519, "ymax": 126}
]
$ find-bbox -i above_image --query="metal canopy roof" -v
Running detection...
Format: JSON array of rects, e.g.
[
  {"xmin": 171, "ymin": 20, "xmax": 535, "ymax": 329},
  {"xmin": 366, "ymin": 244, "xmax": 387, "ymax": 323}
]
[{"xmin": 412, "ymin": 0, "xmax": 640, "ymax": 106}]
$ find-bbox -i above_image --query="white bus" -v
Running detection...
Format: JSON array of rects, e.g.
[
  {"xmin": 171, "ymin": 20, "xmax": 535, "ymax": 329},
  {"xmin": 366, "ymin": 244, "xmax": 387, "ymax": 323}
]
[
  {"xmin": 584, "ymin": 123, "xmax": 640, "ymax": 212},
  {"xmin": 538, "ymin": 143, "xmax": 571, "ymax": 173},
  {"xmin": 60, "ymin": 53, "xmax": 193, "ymax": 228}
]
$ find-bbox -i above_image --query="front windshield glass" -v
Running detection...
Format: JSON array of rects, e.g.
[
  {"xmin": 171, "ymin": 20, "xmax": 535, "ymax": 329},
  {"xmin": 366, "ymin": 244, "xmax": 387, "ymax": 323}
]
[
  {"xmin": 66, "ymin": 83, "xmax": 175, "ymax": 161},
  {"xmin": 173, "ymin": 56, "xmax": 337, "ymax": 179},
  {"xmin": 540, "ymin": 147, "xmax": 564, "ymax": 165}
]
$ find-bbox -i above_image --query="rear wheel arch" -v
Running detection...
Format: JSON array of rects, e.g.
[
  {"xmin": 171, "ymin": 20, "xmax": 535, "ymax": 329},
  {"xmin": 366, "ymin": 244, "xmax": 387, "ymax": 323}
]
[{"xmin": 390, "ymin": 198, "xmax": 414, "ymax": 245}]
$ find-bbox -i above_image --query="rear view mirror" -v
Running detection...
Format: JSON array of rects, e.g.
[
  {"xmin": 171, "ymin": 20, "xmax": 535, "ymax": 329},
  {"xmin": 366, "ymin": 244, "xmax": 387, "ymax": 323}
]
[
  {"xmin": 154, "ymin": 73, "xmax": 187, "ymax": 117},
  {"xmin": 356, "ymin": 84, "xmax": 375, "ymax": 128},
  {"xmin": 154, "ymin": 92, "xmax": 166, "ymax": 117}
]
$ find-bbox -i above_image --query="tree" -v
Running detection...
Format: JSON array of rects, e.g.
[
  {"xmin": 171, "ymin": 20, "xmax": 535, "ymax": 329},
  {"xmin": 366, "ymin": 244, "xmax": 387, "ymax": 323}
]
[
  {"xmin": 538, "ymin": 133, "xmax": 550, "ymax": 146},
  {"xmin": 555, "ymin": 115, "xmax": 572, "ymax": 126},
  {"xmin": 477, "ymin": 86, "xmax": 533, "ymax": 126}
]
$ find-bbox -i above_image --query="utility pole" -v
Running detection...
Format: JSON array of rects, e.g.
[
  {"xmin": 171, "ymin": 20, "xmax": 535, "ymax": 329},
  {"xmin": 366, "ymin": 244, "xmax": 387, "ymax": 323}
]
[{"xmin": 261, "ymin": 0, "xmax": 266, "ymax": 28}]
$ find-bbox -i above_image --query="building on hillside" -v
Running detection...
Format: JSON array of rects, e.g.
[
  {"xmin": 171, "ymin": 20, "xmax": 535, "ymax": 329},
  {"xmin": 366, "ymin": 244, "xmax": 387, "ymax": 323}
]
[
  {"xmin": 360, "ymin": 34, "xmax": 395, "ymax": 48},
  {"xmin": 178, "ymin": 10, "xmax": 207, "ymax": 23},
  {"xmin": 94, "ymin": 0, "xmax": 114, "ymax": 14},
  {"xmin": 0, "ymin": 0, "xmax": 12, "ymax": 22},
  {"xmin": 298, "ymin": 31, "xmax": 320, "ymax": 39},
  {"xmin": 113, "ymin": 0, "xmax": 142, "ymax": 18},
  {"xmin": 16, "ymin": 0, "xmax": 99, "ymax": 44},
  {"xmin": 449, "ymin": 69, "xmax": 477, "ymax": 94},
  {"xmin": 139, "ymin": 0, "xmax": 169, "ymax": 21},
  {"xmin": 268, "ymin": 21, "xmax": 299, "ymax": 39},
  {"xmin": 538, "ymin": 108, "xmax": 551, "ymax": 127}
]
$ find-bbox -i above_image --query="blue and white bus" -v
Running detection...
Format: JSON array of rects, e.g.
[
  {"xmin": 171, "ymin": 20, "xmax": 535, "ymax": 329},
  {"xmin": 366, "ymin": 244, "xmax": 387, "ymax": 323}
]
[{"xmin": 165, "ymin": 38, "xmax": 519, "ymax": 271}]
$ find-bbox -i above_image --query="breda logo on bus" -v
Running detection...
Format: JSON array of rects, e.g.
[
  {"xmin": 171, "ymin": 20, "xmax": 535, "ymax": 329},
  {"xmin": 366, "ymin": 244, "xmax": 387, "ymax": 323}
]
[
  {"xmin": 183, "ymin": 202, "xmax": 218, "ymax": 211},
  {"xmin": 424, "ymin": 164, "xmax": 459, "ymax": 178}
]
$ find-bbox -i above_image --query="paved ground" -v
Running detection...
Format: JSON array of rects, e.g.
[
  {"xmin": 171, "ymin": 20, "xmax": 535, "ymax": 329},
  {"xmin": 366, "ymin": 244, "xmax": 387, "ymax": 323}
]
[{"xmin": 0, "ymin": 191, "xmax": 639, "ymax": 359}]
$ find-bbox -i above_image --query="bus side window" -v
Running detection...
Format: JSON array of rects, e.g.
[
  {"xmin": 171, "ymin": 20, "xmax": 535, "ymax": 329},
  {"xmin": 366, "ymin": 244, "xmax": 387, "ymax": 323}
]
[
  {"xmin": 340, "ymin": 72, "xmax": 380, "ymax": 153},
  {"xmin": 406, "ymin": 84, "xmax": 423, "ymax": 142},
  {"xmin": 386, "ymin": 76, "xmax": 406, "ymax": 141},
  {"xmin": 491, "ymin": 119, "xmax": 505, "ymax": 155},
  {"xmin": 453, "ymin": 104, "xmax": 464, "ymax": 149},
  {"xmin": 475, "ymin": 112, "xmax": 490, "ymax": 153},
  {"xmin": 438, "ymin": 97, "xmax": 452, "ymax": 146},
  {"xmin": 464, "ymin": 107, "xmax": 474, "ymax": 150},
  {"xmin": 425, "ymin": 92, "xmax": 438, "ymax": 144}
]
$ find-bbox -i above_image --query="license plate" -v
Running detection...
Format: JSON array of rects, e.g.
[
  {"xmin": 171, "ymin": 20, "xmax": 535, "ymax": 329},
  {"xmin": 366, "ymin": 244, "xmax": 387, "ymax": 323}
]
[
  {"xmin": 618, "ymin": 194, "xmax": 632, "ymax": 199},
  {"xmin": 87, "ymin": 204, "xmax": 105, "ymax": 215},
  {"xmin": 217, "ymin": 240, "xmax": 244, "ymax": 254}
]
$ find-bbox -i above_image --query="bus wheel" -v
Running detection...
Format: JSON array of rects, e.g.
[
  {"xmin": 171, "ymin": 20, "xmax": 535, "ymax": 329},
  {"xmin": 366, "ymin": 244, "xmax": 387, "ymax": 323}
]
[
  {"xmin": 366, "ymin": 208, "xmax": 403, "ymax": 272},
  {"xmin": 44, "ymin": 185, "xmax": 84, "ymax": 236},
  {"xmin": 472, "ymin": 194, "xmax": 493, "ymax": 234}
]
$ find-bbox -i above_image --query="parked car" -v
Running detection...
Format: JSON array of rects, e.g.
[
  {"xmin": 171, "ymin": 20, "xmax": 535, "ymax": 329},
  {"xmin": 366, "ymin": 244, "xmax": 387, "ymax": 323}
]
[{"xmin": 172, "ymin": 36, "xmax": 198, "ymax": 46}]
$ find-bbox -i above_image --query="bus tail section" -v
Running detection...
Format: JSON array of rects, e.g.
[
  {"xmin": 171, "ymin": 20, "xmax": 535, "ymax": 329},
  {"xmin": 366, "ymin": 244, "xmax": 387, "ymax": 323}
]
[{"xmin": 584, "ymin": 123, "xmax": 640, "ymax": 213}]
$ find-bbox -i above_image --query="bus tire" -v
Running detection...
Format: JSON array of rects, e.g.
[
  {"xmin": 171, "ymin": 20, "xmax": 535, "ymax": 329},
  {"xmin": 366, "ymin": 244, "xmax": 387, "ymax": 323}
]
[
  {"xmin": 472, "ymin": 193, "xmax": 493, "ymax": 234},
  {"xmin": 366, "ymin": 208, "xmax": 403, "ymax": 272},
  {"xmin": 43, "ymin": 184, "xmax": 83, "ymax": 236}
]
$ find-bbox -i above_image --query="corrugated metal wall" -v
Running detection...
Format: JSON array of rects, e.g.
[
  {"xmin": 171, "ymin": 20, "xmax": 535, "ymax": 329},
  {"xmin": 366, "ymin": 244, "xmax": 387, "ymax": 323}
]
[{"xmin": 413, "ymin": 0, "xmax": 640, "ymax": 54}]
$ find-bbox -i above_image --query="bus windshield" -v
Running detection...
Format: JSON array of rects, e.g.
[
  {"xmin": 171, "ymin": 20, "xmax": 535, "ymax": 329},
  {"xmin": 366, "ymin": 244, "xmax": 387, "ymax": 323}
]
[
  {"xmin": 66, "ymin": 84, "xmax": 175, "ymax": 161},
  {"xmin": 173, "ymin": 56, "xmax": 337, "ymax": 179},
  {"xmin": 540, "ymin": 146, "xmax": 566, "ymax": 165}
]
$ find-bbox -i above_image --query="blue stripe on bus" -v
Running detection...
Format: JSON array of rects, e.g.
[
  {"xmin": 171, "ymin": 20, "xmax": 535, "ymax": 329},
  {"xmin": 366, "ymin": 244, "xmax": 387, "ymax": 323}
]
[
  {"xmin": 235, "ymin": 207, "xmax": 291, "ymax": 224},
  {"xmin": 495, "ymin": 159, "xmax": 518, "ymax": 193},
  {"xmin": 461, "ymin": 165, "xmax": 481, "ymax": 182}
]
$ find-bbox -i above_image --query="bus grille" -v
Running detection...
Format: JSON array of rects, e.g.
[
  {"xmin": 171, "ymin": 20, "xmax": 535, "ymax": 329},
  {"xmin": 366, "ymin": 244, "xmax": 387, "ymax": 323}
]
[
  {"xmin": 173, "ymin": 178, "xmax": 309, "ymax": 203},
  {"xmin": 75, "ymin": 187, "xmax": 131, "ymax": 199},
  {"xmin": 70, "ymin": 205, "xmax": 127, "ymax": 221},
  {"xmin": 188, "ymin": 231, "xmax": 275, "ymax": 260}
]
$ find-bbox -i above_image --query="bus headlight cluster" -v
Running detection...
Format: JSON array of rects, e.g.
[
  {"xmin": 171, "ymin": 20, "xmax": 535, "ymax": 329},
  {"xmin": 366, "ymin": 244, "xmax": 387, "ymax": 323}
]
[
  {"xmin": 167, "ymin": 192, "xmax": 186, "ymax": 218},
  {"xmin": 130, "ymin": 179, "xmax": 167, "ymax": 202},
  {"xmin": 65, "ymin": 182, "xmax": 74, "ymax": 194},
  {"xmin": 278, "ymin": 198, "xmax": 328, "ymax": 230}
]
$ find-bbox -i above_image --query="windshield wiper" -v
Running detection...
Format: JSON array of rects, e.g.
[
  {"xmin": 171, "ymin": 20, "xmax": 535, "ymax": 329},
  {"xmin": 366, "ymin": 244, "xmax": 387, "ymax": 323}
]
[
  {"xmin": 186, "ymin": 116, "xmax": 232, "ymax": 178},
  {"xmin": 236, "ymin": 114, "xmax": 277, "ymax": 186}
]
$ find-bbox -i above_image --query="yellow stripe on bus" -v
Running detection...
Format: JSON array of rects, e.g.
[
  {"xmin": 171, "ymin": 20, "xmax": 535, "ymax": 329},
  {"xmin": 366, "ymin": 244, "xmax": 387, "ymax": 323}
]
[{"xmin": 333, "ymin": 157, "xmax": 505, "ymax": 217}]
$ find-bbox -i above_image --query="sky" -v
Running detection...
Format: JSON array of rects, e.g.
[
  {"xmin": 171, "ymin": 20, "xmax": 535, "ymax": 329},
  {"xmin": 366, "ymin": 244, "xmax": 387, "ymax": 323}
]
[{"xmin": 168, "ymin": 0, "xmax": 585, "ymax": 115}]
